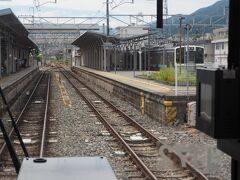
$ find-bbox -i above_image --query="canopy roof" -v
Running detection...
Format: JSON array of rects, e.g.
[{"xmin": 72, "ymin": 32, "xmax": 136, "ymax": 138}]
[
  {"xmin": 0, "ymin": 8, "xmax": 38, "ymax": 50},
  {"xmin": 72, "ymin": 31, "xmax": 118, "ymax": 49}
]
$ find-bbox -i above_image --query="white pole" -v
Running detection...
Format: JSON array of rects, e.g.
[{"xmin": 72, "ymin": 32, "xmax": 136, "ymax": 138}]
[
  {"xmin": 186, "ymin": 24, "xmax": 190, "ymax": 98},
  {"xmin": 174, "ymin": 49, "xmax": 178, "ymax": 96}
]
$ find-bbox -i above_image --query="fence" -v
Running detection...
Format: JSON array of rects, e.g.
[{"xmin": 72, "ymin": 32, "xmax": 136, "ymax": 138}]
[{"xmin": 175, "ymin": 63, "xmax": 199, "ymax": 96}]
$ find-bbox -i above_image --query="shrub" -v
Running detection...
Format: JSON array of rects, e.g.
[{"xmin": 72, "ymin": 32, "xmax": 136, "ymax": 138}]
[{"xmin": 148, "ymin": 67, "xmax": 196, "ymax": 86}]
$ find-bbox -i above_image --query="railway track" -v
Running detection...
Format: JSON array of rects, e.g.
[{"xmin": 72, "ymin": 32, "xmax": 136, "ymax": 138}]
[
  {"xmin": 60, "ymin": 67, "xmax": 208, "ymax": 180},
  {"xmin": 0, "ymin": 72, "xmax": 51, "ymax": 177}
]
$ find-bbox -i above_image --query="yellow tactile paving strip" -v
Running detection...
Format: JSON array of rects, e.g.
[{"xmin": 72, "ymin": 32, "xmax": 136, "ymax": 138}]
[{"xmin": 55, "ymin": 72, "xmax": 72, "ymax": 107}]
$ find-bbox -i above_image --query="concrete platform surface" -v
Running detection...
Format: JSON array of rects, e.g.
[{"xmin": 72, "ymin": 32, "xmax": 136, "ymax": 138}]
[
  {"xmin": 0, "ymin": 67, "xmax": 37, "ymax": 89},
  {"xmin": 76, "ymin": 66, "xmax": 196, "ymax": 96}
]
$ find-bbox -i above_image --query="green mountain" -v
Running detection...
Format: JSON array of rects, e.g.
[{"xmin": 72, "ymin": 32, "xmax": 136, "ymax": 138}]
[{"xmin": 151, "ymin": 0, "xmax": 229, "ymax": 36}]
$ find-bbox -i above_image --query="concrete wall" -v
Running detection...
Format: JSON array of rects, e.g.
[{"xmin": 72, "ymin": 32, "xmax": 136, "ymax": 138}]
[
  {"xmin": 0, "ymin": 68, "xmax": 40, "ymax": 117},
  {"xmin": 72, "ymin": 66, "xmax": 194, "ymax": 125}
]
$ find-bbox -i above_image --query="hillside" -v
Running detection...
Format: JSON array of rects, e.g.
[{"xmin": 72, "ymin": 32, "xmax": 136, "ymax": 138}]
[{"xmin": 151, "ymin": 0, "xmax": 229, "ymax": 36}]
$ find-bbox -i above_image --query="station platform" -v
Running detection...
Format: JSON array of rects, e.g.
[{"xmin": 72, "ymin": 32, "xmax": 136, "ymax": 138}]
[
  {"xmin": 74, "ymin": 66, "xmax": 196, "ymax": 96},
  {"xmin": 0, "ymin": 67, "xmax": 38, "ymax": 90}
]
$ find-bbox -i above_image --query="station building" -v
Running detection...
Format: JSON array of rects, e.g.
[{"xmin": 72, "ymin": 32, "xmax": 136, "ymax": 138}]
[{"xmin": 0, "ymin": 8, "xmax": 37, "ymax": 78}]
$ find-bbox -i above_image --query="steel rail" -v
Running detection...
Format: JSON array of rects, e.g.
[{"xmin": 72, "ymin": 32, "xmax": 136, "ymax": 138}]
[
  {"xmin": 61, "ymin": 69, "xmax": 158, "ymax": 180},
  {"xmin": 69, "ymin": 67, "xmax": 208, "ymax": 180},
  {"xmin": 0, "ymin": 73, "xmax": 44, "ymax": 156},
  {"xmin": 39, "ymin": 73, "xmax": 51, "ymax": 158}
]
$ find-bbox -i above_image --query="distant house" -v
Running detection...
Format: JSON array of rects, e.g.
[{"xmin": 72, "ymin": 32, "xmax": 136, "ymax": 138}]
[{"xmin": 211, "ymin": 27, "xmax": 228, "ymax": 67}]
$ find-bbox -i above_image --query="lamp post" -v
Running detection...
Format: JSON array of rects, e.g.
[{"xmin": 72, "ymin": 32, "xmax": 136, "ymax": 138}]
[
  {"xmin": 179, "ymin": 16, "xmax": 185, "ymax": 73},
  {"xmin": 106, "ymin": 0, "xmax": 110, "ymax": 36}
]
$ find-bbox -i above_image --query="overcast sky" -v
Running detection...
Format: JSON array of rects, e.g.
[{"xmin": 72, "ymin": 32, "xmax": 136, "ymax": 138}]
[{"xmin": 0, "ymin": 0, "xmax": 220, "ymax": 17}]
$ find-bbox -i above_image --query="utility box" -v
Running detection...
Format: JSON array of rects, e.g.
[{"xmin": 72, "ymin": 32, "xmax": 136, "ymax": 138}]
[
  {"xmin": 17, "ymin": 157, "xmax": 117, "ymax": 180},
  {"xmin": 187, "ymin": 101, "xmax": 196, "ymax": 126},
  {"xmin": 196, "ymin": 68, "xmax": 240, "ymax": 139}
]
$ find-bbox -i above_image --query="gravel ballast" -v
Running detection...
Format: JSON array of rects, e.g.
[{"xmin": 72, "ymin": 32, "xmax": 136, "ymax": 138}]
[
  {"xmin": 43, "ymin": 69, "xmax": 231, "ymax": 180},
  {"xmin": 73, "ymin": 70, "xmax": 231, "ymax": 180}
]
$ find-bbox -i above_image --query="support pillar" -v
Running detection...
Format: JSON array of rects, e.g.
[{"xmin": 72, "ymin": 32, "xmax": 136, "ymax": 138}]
[
  {"xmin": 130, "ymin": 50, "xmax": 133, "ymax": 70},
  {"xmin": 13, "ymin": 48, "xmax": 16, "ymax": 73},
  {"xmin": 133, "ymin": 44, "xmax": 137, "ymax": 76},
  {"xmin": 6, "ymin": 35, "xmax": 10, "ymax": 75},
  {"xmin": 107, "ymin": 50, "xmax": 111, "ymax": 71},
  {"xmin": 114, "ymin": 47, "xmax": 117, "ymax": 73},
  {"xmin": 99, "ymin": 48, "xmax": 101, "ymax": 70},
  {"xmin": 101, "ymin": 48, "xmax": 104, "ymax": 70},
  {"xmin": 138, "ymin": 50, "xmax": 142, "ymax": 71},
  {"xmin": 103, "ymin": 48, "xmax": 107, "ymax": 71},
  {"xmin": 8, "ymin": 42, "xmax": 13, "ymax": 73},
  {"xmin": 144, "ymin": 47, "xmax": 147, "ymax": 71},
  {"xmin": 126, "ymin": 49, "xmax": 129, "ymax": 70},
  {"xmin": 0, "ymin": 34, "xmax": 1, "ymax": 79},
  {"xmin": 147, "ymin": 48, "xmax": 150, "ymax": 71}
]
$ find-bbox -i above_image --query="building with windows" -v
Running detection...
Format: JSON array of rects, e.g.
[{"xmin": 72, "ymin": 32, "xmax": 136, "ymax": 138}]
[
  {"xmin": 115, "ymin": 24, "xmax": 149, "ymax": 38},
  {"xmin": 211, "ymin": 27, "xmax": 228, "ymax": 67}
]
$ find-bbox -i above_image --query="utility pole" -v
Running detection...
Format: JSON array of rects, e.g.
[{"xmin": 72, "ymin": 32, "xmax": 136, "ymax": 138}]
[
  {"xmin": 30, "ymin": 7, "xmax": 35, "ymax": 25},
  {"xmin": 163, "ymin": 0, "xmax": 169, "ymax": 35},
  {"xmin": 106, "ymin": 0, "xmax": 110, "ymax": 36},
  {"xmin": 179, "ymin": 16, "xmax": 185, "ymax": 73}
]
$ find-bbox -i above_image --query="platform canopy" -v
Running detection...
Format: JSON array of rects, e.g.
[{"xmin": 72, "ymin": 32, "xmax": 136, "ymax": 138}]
[
  {"xmin": 0, "ymin": 8, "xmax": 37, "ymax": 50},
  {"xmin": 72, "ymin": 31, "xmax": 118, "ymax": 48},
  {"xmin": 72, "ymin": 32, "xmax": 119, "ymax": 71}
]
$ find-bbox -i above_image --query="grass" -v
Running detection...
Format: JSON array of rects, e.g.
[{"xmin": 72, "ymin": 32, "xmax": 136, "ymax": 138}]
[{"xmin": 147, "ymin": 67, "xmax": 196, "ymax": 86}]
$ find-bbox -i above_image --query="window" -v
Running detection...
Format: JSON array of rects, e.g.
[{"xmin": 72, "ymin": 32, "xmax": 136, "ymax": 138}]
[
  {"xmin": 216, "ymin": 43, "xmax": 220, "ymax": 50},
  {"xmin": 222, "ymin": 42, "xmax": 224, "ymax": 50}
]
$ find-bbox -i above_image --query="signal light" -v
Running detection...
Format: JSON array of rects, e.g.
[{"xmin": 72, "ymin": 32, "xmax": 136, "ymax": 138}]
[{"xmin": 157, "ymin": 0, "xmax": 163, "ymax": 28}]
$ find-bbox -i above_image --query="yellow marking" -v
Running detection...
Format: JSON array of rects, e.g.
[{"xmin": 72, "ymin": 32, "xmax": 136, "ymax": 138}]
[
  {"xmin": 165, "ymin": 106, "xmax": 177, "ymax": 125},
  {"xmin": 55, "ymin": 73, "xmax": 72, "ymax": 107},
  {"xmin": 140, "ymin": 92, "xmax": 145, "ymax": 114},
  {"xmin": 163, "ymin": 101, "xmax": 173, "ymax": 107}
]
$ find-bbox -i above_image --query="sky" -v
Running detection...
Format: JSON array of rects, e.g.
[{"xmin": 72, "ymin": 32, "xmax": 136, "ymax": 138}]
[
  {"xmin": 0, "ymin": 0, "xmax": 221, "ymax": 27},
  {"xmin": 0, "ymin": 0, "xmax": 220, "ymax": 17}
]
